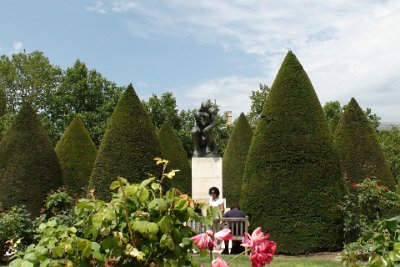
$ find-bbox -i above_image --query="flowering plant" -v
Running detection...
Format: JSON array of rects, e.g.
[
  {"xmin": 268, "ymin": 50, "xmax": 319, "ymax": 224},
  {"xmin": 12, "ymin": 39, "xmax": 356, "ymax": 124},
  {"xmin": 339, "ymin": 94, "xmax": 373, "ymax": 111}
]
[
  {"xmin": 192, "ymin": 227, "xmax": 276, "ymax": 267},
  {"xmin": 341, "ymin": 176, "xmax": 400, "ymax": 240}
]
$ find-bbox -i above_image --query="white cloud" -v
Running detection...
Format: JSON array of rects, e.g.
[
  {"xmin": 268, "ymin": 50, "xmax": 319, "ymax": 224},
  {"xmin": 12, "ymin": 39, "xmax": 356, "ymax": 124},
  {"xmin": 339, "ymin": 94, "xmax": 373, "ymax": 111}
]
[
  {"xmin": 111, "ymin": 0, "xmax": 137, "ymax": 12},
  {"xmin": 89, "ymin": 0, "xmax": 400, "ymax": 121},
  {"xmin": 12, "ymin": 42, "xmax": 23, "ymax": 53},
  {"xmin": 86, "ymin": 1, "xmax": 107, "ymax": 14},
  {"xmin": 177, "ymin": 76, "xmax": 264, "ymax": 120}
]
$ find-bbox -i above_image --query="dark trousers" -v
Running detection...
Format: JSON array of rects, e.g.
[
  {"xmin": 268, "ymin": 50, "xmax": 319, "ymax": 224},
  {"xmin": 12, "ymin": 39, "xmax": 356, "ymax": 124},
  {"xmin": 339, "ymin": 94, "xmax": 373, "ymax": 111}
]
[{"xmin": 222, "ymin": 240, "xmax": 245, "ymax": 254}]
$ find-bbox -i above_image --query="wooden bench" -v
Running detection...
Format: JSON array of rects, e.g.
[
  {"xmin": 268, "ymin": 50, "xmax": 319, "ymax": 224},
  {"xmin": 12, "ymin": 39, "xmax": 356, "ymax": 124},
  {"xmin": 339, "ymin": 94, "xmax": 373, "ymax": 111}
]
[{"xmin": 188, "ymin": 216, "xmax": 249, "ymax": 241}]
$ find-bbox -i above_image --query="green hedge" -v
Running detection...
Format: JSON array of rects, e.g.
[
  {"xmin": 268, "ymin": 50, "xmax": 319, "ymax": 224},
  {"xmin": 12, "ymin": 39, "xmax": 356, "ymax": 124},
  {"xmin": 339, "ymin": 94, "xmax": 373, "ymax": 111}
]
[
  {"xmin": 89, "ymin": 84, "xmax": 161, "ymax": 200},
  {"xmin": 240, "ymin": 51, "xmax": 345, "ymax": 254},
  {"xmin": 223, "ymin": 113, "xmax": 252, "ymax": 207},
  {"xmin": 334, "ymin": 98, "xmax": 395, "ymax": 189},
  {"xmin": 0, "ymin": 103, "xmax": 63, "ymax": 215},
  {"xmin": 158, "ymin": 122, "xmax": 191, "ymax": 194},
  {"xmin": 55, "ymin": 115, "xmax": 97, "ymax": 197}
]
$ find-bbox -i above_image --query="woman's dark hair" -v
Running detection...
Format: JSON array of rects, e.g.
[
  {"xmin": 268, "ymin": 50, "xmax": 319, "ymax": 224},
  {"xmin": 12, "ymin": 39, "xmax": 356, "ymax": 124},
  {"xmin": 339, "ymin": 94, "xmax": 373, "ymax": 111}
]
[{"xmin": 208, "ymin": 187, "xmax": 220, "ymax": 197}]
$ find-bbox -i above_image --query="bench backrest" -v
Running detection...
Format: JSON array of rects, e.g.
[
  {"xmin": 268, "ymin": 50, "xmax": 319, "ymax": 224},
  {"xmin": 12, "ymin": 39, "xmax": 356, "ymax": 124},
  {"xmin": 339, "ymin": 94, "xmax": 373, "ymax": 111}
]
[{"xmin": 188, "ymin": 216, "xmax": 249, "ymax": 241}]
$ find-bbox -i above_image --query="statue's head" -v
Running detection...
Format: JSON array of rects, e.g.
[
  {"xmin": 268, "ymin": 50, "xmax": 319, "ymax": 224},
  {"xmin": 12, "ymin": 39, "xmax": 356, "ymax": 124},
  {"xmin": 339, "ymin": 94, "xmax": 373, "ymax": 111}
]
[{"xmin": 200, "ymin": 101, "xmax": 210, "ymax": 112}]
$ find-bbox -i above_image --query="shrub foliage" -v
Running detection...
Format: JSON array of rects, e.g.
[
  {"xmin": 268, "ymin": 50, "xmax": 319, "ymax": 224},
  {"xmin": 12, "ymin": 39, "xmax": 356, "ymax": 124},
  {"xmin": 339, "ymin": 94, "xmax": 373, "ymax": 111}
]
[
  {"xmin": 158, "ymin": 122, "xmax": 191, "ymax": 194},
  {"xmin": 55, "ymin": 115, "xmax": 97, "ymax": 196},
  {"xmin": 89, "ymin": 84, "xmax": 161, "ymax": 200},
  {"xmin": 0, "ymin": 103, "xmax": 63, "ymax": 215},
  {"xmin": 334, "ymin": 98, "xmax": 395, "ymax": 189},
  {"xmin": 223, "ymin": 113, "xmax": 253, "ymax": 206},
  {"xmin": 9, "ymin": 159, "xmax": 214, "ymax": 267},
  {"xmin": 240, "ymin": 51, "xmax": 345, "ymax": 254}
]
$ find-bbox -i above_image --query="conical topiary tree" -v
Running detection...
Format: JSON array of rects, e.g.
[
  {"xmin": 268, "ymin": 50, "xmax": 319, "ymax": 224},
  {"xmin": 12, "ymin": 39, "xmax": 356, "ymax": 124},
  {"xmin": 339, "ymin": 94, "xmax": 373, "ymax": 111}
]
[
  {"xmin": 0, "ymin": 103, "xmax": 63, "ymax": 215},
  {"xmin": 240, "ymin": 51, "xmax": 345, "ymax": 254},
  {"xmin": 89, "ymin": 84, "xmax": 161, "ymax": 200},
  {"xmin": 334, "ymin": 98, "xmax": 395, "ymax": 189},
  {"xmin": 158, "ymin": 122, "xmax": 191, "ymax": 194},
  {"xmin": 223, "ymin": 113, "xmax": 252, "ymax": 207},
  {"xmin": 55, "ymin": 115, "xmax": 97, "ymax": 197}
]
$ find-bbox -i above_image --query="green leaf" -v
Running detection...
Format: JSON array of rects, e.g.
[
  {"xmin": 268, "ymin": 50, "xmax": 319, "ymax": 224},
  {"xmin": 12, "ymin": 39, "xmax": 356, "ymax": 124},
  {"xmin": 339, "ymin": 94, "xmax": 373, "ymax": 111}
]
[
  {"xmin": 125, "ymin": 185, "xmax": 138, "ymax": 197},
  {"xmin": 149, "ymin": 198, "xmax": 168, "ymax": 212},
  {"xmin": 174, "ymin": 198, "xmax": 188, "ymax": 211},
  {"xmin": 101, "ymin": 237, "xmax": 118, "ymax": 251},
  {"xmin": 39, "ymin": 259, "xmax": 51, "ymax": 267},
  {"xmin": 151, "ymin": 182, "xmax": 160, "ymax": 190},
  {"xmin": 182, "ymin": 237, "xmax": 192, "ymax": 246},
  {"xmin": 20, "ymin": 261, "xmax": 34, "ymax": 267},
  {"xmin": 160, "ymin": 234, "xmax": 175, "ymax": 251},
  {"xmin": 23, "ymin": 253, "xmax": 36, "ymax": 261},
  {"xmin": 137, "ymin": 188, "xmax": 149, "ymax": 202},
  {"xmin": 9, "ymin": 258, "xmax": 23, "ymax": 267},
  {"xmin": 91, "ymin": 242, "xmax": 101, "ymax": 252},
  {"xmin": 52, "ymin": 246, "xmax": 64, "ymax": 258},
  {"xmin": 199, "ymin": 249, "xmax": 209, "ymax": 257},
  {"xmin": 140, "ymin": 177, "xmax": 155, "ymax": 188},
  {"xmin": 131, "ymin": 221, "xmax": 159, "ymax": 235},
  {"xmin": 166, "ymin": 170, "xmax": 180, "ymax": 179},
  {"xmin": 110, "ymin": 181, "xmax": 121, "ymax": 190},
  {"xmin": 158, "ymin": 215, "xmax": 172, "ymax": 234},
  {"xmin": 82, "ymin": 244, "xmax": 92, "ymax": 258},
  {"xmin": 117, "ymin": 176, "xmax": 128, "ymax": 185}
]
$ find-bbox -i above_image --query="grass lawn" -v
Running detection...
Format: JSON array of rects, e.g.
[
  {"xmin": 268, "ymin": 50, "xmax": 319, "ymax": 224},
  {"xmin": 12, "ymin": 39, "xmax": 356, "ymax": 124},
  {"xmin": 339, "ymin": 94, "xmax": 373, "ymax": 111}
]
[
  {"xmin": 0, "ymin": 253, "xmax": 342, "ymax": 267},
  {"xmin": 195, "ymin": 252, "xmax": 342, "ymax": 267}
]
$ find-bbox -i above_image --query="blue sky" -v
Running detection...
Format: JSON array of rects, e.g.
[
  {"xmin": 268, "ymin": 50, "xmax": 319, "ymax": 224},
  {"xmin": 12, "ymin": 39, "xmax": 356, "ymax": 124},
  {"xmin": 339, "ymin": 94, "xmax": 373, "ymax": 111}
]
[{"xmin": 1, "ymin": 0, "xmax": 399, "ymax": 122}]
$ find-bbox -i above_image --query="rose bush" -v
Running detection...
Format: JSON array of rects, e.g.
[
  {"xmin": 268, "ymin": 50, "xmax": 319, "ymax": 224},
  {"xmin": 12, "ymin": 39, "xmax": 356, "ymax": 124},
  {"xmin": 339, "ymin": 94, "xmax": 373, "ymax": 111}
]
[{"xmin": 8, "ymin": 158, "xmax": 217, "ymax": 267}]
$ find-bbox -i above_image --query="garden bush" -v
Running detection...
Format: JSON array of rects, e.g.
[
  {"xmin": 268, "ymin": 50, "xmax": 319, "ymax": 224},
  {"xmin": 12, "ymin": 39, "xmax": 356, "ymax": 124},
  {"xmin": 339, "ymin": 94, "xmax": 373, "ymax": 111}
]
[
  {"xmin": 334, "ymin": 98, "xmax": 395, "ymax": 190},
  {"xmin": 341, "ymin": 215, "xmax": 400, "ymax": 266},
  {"xmin": 223, "ymin": 113, "xmax": 252, "ymax": 206},
  {"xmin": 0, "ymin": 205, "xmax": 34, "ymax": 262},
  {"xmin": 240, "ymin": 51, "xmax": 345, "ymax": 254},
  {"xmin": 0, "ymin": 103, "xmax": 63, "ymax": 215},
  {"xmin": 55, "ymin": 115, "xmax": 97, "ymax": 197},
  {"xmin": 341, "ymin": 176, "xmax": 400, "ymax": 241},
  {"xmin": 158, "ymin": 122, "xmax": 191, "ymax": 193},
  {"xmin": 9, "ymin": 159, "xmax": 214, "ymax": 267},
  {"xmin": 89, "ymin": 84, "xmax": 161, "ymax": 200}
]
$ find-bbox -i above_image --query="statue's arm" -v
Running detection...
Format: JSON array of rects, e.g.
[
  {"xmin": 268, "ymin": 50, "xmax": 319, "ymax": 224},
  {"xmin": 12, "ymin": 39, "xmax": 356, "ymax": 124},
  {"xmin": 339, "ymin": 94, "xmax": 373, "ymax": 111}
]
[
  {"xmin": 204, "ymin": 111, "xmax": 216, "ymax": 133},
  {"xmin": 194, "ymin": 111, "xmax": 202, "ymax": 127}
]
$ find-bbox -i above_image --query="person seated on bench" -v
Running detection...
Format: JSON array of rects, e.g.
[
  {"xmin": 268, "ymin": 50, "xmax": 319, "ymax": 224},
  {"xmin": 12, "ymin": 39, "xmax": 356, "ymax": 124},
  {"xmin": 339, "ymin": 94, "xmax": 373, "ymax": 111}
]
[{"xmin": 222, "ymin": 203, "xmax": 246, "ymax": 254}]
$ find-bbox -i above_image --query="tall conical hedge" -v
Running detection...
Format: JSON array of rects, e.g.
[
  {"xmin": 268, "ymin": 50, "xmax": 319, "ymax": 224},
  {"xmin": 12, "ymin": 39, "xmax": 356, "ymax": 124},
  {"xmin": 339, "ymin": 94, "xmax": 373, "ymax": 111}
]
[
  {"xmin": 55, "ymin": 115, "xmax": 97, "ymax": 197},
  {"xmin": 89, "ymin": 84, "xmax": 161, "ymax": 200},
  {"xmin": 334, "ymin": 98, "xmax": 395, "ymax": 189},
  {"xmin": 240, "ymin": 51, "xmax": 345, "ymax": 254},
  {"xmin": 223, "ymin": 113, "xmax": 252, "ymax": 207},
  {"xmin": 158, "ymin": 122, "xmax": 191, "ymax": 194},
  {"xmin": 0, "ymin": 103, "xmax": 63, "ymax": 215}
]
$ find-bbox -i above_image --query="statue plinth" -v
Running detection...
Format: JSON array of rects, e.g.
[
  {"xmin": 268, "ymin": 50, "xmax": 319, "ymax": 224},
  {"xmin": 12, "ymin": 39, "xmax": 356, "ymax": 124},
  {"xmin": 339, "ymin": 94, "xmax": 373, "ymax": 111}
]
[{"xmin": 191, "ymin": 157, "xmax": 223, "ymax": 201}]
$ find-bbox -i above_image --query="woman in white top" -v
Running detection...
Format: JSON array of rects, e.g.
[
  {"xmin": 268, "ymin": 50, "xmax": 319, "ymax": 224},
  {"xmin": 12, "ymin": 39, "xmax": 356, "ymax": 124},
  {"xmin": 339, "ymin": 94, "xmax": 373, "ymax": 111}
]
[{"xmin": 208, "ymin": 187, "xmax": 225, "ymax": 213}]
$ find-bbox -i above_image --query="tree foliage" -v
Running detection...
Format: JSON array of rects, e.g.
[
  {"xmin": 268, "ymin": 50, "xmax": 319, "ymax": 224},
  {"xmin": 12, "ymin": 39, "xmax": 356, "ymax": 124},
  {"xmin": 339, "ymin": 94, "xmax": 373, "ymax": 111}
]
[
  {"xmin": 158, "ymin": 122, "xmax": 192, "ymax": 194},
  {"xmin": 55, "ymin": 115, "xmax": 97, "ymax": 197},
  {"xmin": 240, "ymin": 51, "xmax": 345, "ymax": 254},
  {"xmin": 323, "ymin": 100, "xmax": 381, "ymax": 134},
  {"xmin": 0, "ymin": 103, "xmax": 63, "ymax": 215},
  {"xmin": 247, "ymin": 83, "xmax": 271, "ymax": 129},
  {"xmin": 0, "ymin": 51, "xmax": 62, "ymax": 112},
  {"xmin": 0, "ymin": 52, "xmax": 123, "ymax": 146},
  {"xmin": 223, "ymin": 113, "xmax": 252, "ymax": 207},
  {"xmin": 89, "ymin": 84, "xmax": 161, "ymax": 200},
  {"xmin": 334, "ymin": 98, "xmax": 395, "ymax": 189},
  {"xmin": 378, "ymin": 127, "xmax": 400, "ymax": 181},
  {"xmin": 43, "ymin": 60, "xmax": 123, "ymax": 145}
]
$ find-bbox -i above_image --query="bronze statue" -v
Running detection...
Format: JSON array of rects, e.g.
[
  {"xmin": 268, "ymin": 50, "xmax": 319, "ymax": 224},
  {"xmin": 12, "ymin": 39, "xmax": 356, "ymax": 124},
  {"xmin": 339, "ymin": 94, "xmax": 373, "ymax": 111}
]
[{"xmin": 192, "ymin": 101, "xmax": 219, "ymax": 157}]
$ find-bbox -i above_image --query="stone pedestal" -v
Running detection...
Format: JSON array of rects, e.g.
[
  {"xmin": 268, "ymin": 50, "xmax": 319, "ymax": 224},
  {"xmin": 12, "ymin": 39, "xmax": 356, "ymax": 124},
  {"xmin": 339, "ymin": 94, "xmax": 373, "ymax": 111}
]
[{"xmin": 192, "ymin": 157, "xmax": 223, "ymax": 202}]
